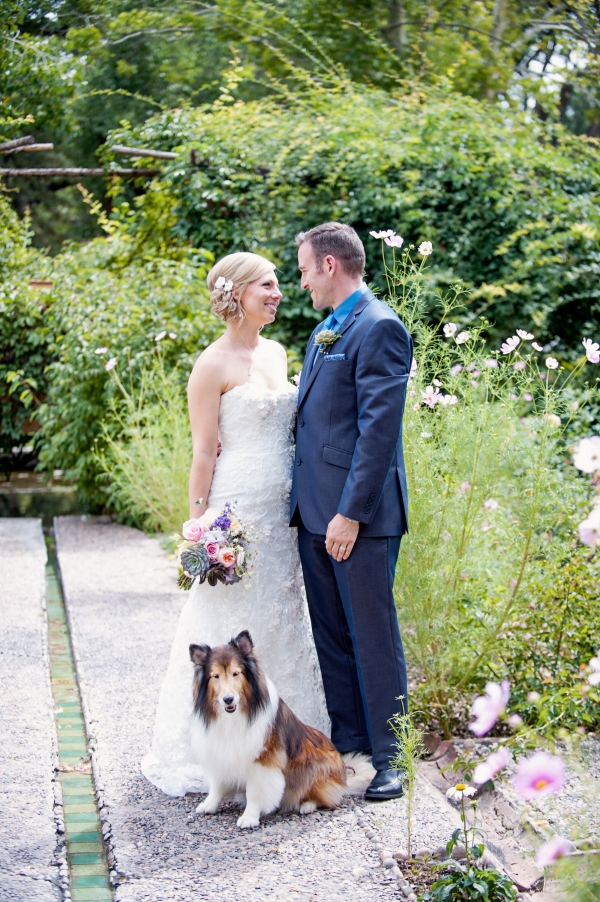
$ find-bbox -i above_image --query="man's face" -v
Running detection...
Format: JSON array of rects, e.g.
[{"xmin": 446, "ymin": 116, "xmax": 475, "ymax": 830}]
[{"xmin": 298, "ymin": 241, "xmax": 333, "ymax": 310}]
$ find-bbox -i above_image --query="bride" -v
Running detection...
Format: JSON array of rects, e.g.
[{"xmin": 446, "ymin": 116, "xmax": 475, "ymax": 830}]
[{"xmin": 141, "ymin": 252, "xmax": 330, "ymax": 797}]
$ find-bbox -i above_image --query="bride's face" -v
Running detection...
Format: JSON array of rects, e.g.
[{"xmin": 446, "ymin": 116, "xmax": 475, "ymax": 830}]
[{"xmin": 238, "ymin": 273, "xmax": 282, "ymax": 325}]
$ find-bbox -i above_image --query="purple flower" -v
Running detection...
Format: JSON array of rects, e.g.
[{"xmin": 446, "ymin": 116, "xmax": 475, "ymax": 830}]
[
  {"xmin": 422, "ymin": 386, "xmax": 442, "ymax": 408},
  {"xmin": 579, "ymin": 508, "xmax": 600, "ymax": 548},
  {"xmin": 469, "ymin": 680, "xmax": 510, "ymax": 736},
  {"xmin": 583, "ymin": 338, "xmax": 600, "ymax": 364},
  {"xmin": 501, "ymin": 335, "xmax": 520, "ymax": 354},
  {"xmin": 535, "ymin": 835, "xmax": 572, "ymax": 868},
  {"xmin": 473, "ymin": 747, "xmax": 511, "ymax": 784},
  {"xmin": 384, "ymin": 233, "xmax": 404, "ymax": 248},
  {"xmin": 512, "ymin": 751, "xmax": 566, "ymax": 800}
]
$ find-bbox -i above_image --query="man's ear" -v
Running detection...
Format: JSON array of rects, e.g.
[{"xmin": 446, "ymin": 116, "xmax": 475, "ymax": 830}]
[
  {"xmin": 189, "ymin": 644, "xmax": 211, "ymax": 667},
  {"xmin": 324, "ymin": 254, "xmax": 337, "ymax": 277}
]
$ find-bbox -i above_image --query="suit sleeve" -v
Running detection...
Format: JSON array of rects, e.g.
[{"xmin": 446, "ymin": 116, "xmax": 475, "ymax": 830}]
[{"xmin": 337, "ymin": 316, "xmax": 412, "ymax": 525}]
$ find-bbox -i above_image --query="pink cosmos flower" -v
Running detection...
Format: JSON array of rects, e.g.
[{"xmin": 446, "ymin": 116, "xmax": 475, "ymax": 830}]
[
  {"xmin": 169, "ymin": 332, "xmax": 177, "ymax": 339},
  {"xmin": 483, "ymin": 499, "xmax": 499, "ymax": 510},
  {"xmin": 582, "ymin": 338, "xmax": 600, "ymax": 364},
  {"xmin": 473, "ymin": 747, "xmax": 511, "ymax": 785},
  {"xmin": 460, "ymin": 481, "xmax": 471, "ymax": 494},
  {"xmin": 292, "ymin": 372, "xmax": 301, "ymax": 386},
  {"xmin": 517, "ymin": 330, "xmax": 534, "ymax": 340},
  {"xmin": 512, "ymin": 751, "xmax": 566, "ymax": 800},
  {"xmin": 532, "ymin": 342, "xmax": 543, "ymax": 352},
  {"xmin": 443, "ymin": 323, "xmax": 457, "ymax": 337},
  {"xmin": 218, "ymin": 546, "xmax": 237, "ymax": 568},
  {"xmin": 469, "ymin": 680, "xmax": 510, "ymax": 736},
  {"xmin": 501, "ymin": 335, "xmax": 520, "ymax": 354},
  {"xmin": 524, "ymin": 393, "xmax": 533, "ymax": 401},
  {"xmin": 573, "ymin": 436, "xmax": 600, "ymax": 473},
  {"xmin": 384, "ymin": 234, "xmax": 404, "ymax": 248},
  {"xmin": 588, "ymin": 650, "xmax": 600, "ymax": 686},
  {"xmin": 205, "ymin": 541, "xmax": 220, "ymax": 559},
  {"xmin": 182, "ymin": 519, "xmax": 205, "ymax": 542},
  {"xmin": 535, "ymin": 835, "xmax": 572, "ymax": 869},
  {"xmin": 527, "ymin": 691, "xmax": 540, "ymax": 702},
  {"xmin": 422, "ymin": 386, "xmax": 442, "ymax": 408},
  {"xmin": 513, "ymin": 360, "xmax": 526, "ymax": 370},
  {"xmin": 450, "ymin": 364, "xmax": 463, "ymax": 375},
  {"xmin": 545, "ymin": 357, "xmax": 559, "ymax": 370},
  {"xmin": 484, "ymin": 358, "xmax": 498, "ymax": 368},
  {"xmin": 579, "ymin": 508, "xmax": 600, "ymax": 548},
  {"xmin": 105, "ymin": 357, "xmax": 117, "ymax": 372},
  {"xmin": 508, "ymin": 714, "xmax": 523, "ymax": 728},
  {"xmin": 412, "ymin": 403, "xmax": 421, "ymax": 411}
]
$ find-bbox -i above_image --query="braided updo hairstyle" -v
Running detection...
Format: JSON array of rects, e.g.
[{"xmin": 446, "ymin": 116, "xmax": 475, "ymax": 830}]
[{"xmin": 207, "ymin": 252, "xmax": 277, "ymax": 323}]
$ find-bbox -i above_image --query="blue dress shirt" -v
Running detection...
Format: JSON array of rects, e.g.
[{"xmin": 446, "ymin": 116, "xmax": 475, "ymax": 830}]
[{"xmin": 311, "ymin": 282, "xmax": 368, "ymax": 367}]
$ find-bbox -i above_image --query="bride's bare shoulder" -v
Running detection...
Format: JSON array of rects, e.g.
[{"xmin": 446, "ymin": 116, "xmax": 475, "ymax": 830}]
[
  {"xmin": 188, "ymin": 337, "xmax": 229, "ymax": 391},
  {"xmin": 260, "ymin": 336, "xmax": 287, "ymax": 361}
]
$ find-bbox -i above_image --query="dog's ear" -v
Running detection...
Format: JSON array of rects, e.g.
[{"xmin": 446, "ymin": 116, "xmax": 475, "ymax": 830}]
[
  {"xmin": 231, "ymin": 630, "xmax": 254, "ymax": 656},
  {"xmin": 189, "ymin": 643, "xmax": 211, "ymax": 666}
]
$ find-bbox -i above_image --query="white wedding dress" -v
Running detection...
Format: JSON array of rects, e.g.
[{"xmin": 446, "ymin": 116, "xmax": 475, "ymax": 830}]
[{"xmin": 141, "ymin": 381, "xmax": 330, "ymax": 796}]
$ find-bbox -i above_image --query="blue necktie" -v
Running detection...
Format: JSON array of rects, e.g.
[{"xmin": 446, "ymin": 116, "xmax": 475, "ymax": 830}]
[{"xmin": 311, "ymin": 312, "xmax": 336, "ymax": 368}]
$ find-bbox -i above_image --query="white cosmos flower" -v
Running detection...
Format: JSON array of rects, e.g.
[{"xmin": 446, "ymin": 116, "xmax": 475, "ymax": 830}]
[
  {"xmin": 94, "ymin": 347, "xmax": 108, "ymax": 355},
  {"xmin": 545, "ymin": 357, "xmax": 559, "ymax": 370},
  {"xmin": 516, "ymin": 330, "xmax": 534, "ymax": 340},
  {"xmin": 418, "ymin": 241, "xmax": 433, "ymax": 256},
  {"xmin": 446, "ymin": 783, "xmax": 477, "ymax": 800},
  {"xmin": 455, "ymin": 331, "xmax": 469, "ymax": 345},
  {"xmin": 583, "ymin": 338, "xmax": 600, "ymax": 364},
  {"xmin": 105, "ymin": 357, "xmax": 117, "ymax": 372},
  {"xmin": 443, "ymin": 323, "xmax": 457, "ymax": 337},
  {"xmin": 484, "ymin": 499, "xmax": 499, "ymax": 510},
  {"xmin": 155, "ymin": 331, "xmax": 167, "ymax": 342},
  {"xmin": 573, "ymin": 436, "xmax": 600, "ymax": 473},
  {"xmin": 369, "ymin": 229, "xmax": 395, "ymax": 239}
]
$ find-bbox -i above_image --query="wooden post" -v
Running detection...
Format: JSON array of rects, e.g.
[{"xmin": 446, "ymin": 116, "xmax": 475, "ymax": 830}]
[
  {"xmin": 0, "ymin": 136, "xmax": 35, "ymax": 152},
  {"xmin": 110, "ymin": 144, "xmax": 178, "ymax": 160},
  {"xmin": 13, "ymin": 144, "xmax": 54, "ymax": 153},
  {"xmin": 0, "ymin": 168, "xmax": 159, "ymax": 178}
]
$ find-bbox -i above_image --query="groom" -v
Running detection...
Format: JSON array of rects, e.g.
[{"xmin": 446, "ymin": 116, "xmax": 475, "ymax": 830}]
[{"xmin": 290, "ymin": 222, "xmax": 412, "ymax": 801}]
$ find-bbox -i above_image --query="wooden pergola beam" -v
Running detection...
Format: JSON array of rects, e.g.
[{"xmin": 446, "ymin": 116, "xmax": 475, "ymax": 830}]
[
  {"xmin": 0, "ymin": 136, "xmax": 35, "ymax": 152},
  {"xmin": 110, "ymin": 144, "xmax": 177, "ymax": 160},
  {"xmin": 14, "ymin": 144, "xmax": 54, "ymax": 153},
  {"xmin": 0, "ymin": 168, "xmax": 159, "ymax": 178}
]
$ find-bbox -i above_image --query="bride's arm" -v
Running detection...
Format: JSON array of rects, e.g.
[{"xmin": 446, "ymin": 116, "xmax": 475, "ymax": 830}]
[{"xmin": 187, "ymin": 354, "xmax": 223, "ymax": 520}]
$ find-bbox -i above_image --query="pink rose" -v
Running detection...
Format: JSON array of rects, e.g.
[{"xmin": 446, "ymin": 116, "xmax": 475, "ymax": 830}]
[
  {"xmin": 205, "ymin": 541, "xmax": 219, "ymax": 559},
  {"xmin": 218, "ymin": 547, "xmax": 237, "ymax": 568},
  {"xmin": 182, "ymin": 519, "xmax": 205, "ymax": 541}
]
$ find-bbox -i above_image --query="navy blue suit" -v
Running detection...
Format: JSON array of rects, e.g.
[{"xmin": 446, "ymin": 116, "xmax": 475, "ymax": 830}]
[{"xmin": 290, "ymin": 287, "xmax": 413, "ymax": 769}]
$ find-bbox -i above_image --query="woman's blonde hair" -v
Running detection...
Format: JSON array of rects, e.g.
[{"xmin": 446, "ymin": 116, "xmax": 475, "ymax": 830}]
[{"xmin": 207, "ymin": 252, "xmax": 276, "ymax": 323}]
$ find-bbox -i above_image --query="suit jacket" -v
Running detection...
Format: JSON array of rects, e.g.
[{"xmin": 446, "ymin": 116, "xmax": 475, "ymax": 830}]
[{"xmin": 289, "ymin": 288, "xmax": 413, "ymax": 537}]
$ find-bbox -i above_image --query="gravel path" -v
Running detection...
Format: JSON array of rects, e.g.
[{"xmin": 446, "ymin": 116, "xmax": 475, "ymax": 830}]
[
  {"xmin": 55, "ymin": 515, "xmax": 418, "ymax": 902},
  {"xmin": 0, "ymin": 519, "xmax": 61, "ymax": 902}
]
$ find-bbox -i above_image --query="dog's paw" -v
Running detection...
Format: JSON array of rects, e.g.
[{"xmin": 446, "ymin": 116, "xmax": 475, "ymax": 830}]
[
  {"xmin": 299, "ymin": 800, "xmax": 318, "ymax": 815},
  {"xmin": 237, "ymin": 812, "xmax": 260, "ymax": 829},
  {"xmin": 196, "ymin": 800, "xmax": 218, "ymax": 815}
]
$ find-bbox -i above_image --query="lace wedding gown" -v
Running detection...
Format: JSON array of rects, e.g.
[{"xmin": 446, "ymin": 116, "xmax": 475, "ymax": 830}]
[{"xmin": 141, "ymin": 382, "xmax": 330, "ymax": 796}]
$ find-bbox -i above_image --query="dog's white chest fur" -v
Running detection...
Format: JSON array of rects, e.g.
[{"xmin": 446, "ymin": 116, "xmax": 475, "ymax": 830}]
[{"xmin": 190, "ymin": 679, "xmax": 279, "ymax": 790}]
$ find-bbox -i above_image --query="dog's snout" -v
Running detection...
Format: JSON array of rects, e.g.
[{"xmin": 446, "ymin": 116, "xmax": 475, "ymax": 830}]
[{"xmin": 223, "ymin": 695, "xmax": 235, "ymax": 705}]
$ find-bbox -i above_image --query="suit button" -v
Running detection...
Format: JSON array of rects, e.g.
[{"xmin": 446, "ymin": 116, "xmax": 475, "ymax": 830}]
[
  {"xmin": 299, "ymin": 419, "xmax": 304, "ymax": 427},
  {"xmin": 297, "ymin": 459, "xmax": 302, "ymax": 466}
]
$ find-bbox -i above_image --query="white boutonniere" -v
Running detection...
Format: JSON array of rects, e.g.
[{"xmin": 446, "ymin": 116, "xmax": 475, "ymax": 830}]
[{"xmin": 314, "ymin": 328, "xmax": 341, "ymax": 354}]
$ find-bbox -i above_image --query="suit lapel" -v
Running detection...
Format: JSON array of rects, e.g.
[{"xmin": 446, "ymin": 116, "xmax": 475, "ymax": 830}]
[{"xmin": 298, "ymin": 289, "xmax": 374, "ymax": 409}]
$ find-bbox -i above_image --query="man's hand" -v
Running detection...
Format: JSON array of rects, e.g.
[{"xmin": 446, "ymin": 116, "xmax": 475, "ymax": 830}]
[{"xmin": 326, "ymin": 514, "xmax": 359, "ymax": 562}]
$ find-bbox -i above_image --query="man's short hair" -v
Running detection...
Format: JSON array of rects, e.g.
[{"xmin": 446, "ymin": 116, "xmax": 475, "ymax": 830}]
[{"xmin": 295, "ymin": 222, "xmax": 366, "ymax": 278}]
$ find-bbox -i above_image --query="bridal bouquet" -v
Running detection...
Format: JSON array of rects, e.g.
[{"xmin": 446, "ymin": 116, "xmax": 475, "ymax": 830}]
[{"xmin": 175, "ymin": 503, "xmax": 249, "ymax": 590}]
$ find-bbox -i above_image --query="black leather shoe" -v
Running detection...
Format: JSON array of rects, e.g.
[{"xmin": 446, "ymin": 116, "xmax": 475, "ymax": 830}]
[{"xmin": 364, "ymin": 768, "xmax": 405, "ymax": 801}]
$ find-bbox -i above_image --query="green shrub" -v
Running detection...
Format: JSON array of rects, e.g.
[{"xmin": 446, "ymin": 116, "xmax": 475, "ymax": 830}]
[
  {"xmin": 106, "ymin": 81, "xmax": 600, "ymax": 352},
  {"xmin": 0, "ymin": 195, "xmax": 53, "ymax": 456},
  {"xmin": 36, "ymin": 235, "xmax": 221, "ymax": 505},
  {"xmin": 96, "ymin": 355, "xmax": 191, "ymax": 534}
]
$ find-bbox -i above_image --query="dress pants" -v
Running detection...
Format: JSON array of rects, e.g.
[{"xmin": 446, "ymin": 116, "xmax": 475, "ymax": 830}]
[{"xmin": 297, "ymin": 523, "xmax": 408, "ymax": 771}]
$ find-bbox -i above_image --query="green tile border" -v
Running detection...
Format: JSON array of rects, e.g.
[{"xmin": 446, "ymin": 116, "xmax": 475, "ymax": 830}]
[{"xmin": 45, "ymin": 537, "xmax": 113, "ymax": 900}]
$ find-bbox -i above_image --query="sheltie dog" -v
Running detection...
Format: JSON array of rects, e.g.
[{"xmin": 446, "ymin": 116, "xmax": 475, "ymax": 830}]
[{"xmin": 189, "ymin": 630, "xmax": 374, "ymax": 828}]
